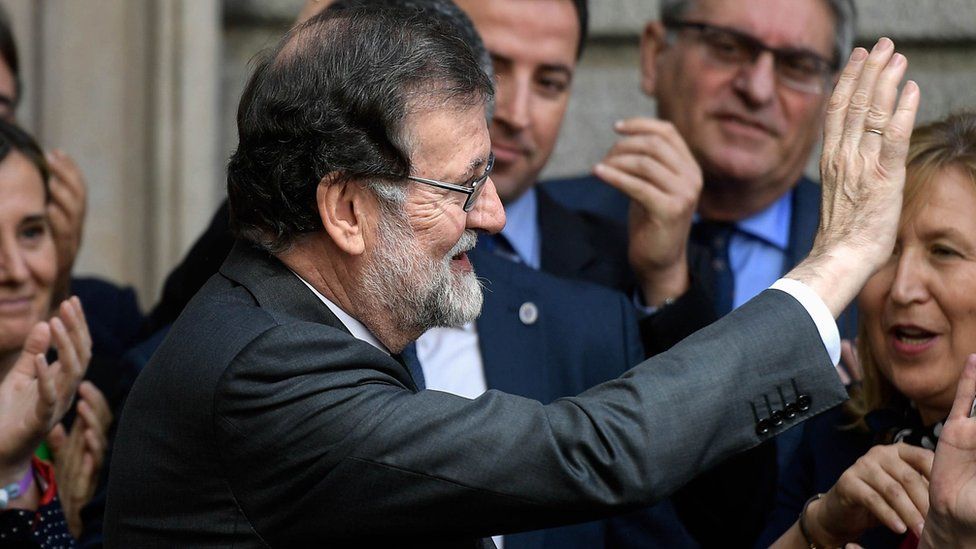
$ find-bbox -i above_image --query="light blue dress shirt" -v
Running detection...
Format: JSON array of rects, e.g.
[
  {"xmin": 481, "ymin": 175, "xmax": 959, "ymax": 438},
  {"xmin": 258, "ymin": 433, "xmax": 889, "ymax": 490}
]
[{"xmin": 725, "ymin": 189, "xmax": 793, "ymax": 310}]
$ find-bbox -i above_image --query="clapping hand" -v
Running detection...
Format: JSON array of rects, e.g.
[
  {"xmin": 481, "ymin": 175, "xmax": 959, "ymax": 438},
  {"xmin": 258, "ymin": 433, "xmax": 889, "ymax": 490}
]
[
  {"xmin": 594, "ymin": 118, "xmax": 703, "ymax": 306},
  {"xmin": 47, "ymin": 381, "xmax": 112, "ymax": 537},
  {"xmin": 46, "ymin": 150, "xmax": 88, "ymax": 302},
  {"xmin": 0, "ymin": 298, "xmax": 91, "ymax": 477}
]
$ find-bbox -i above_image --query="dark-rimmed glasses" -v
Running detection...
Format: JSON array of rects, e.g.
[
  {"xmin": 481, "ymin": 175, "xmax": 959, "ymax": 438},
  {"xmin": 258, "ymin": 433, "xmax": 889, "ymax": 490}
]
[
  {"xmin": 407, "ymin": 153, "xmax": 494, "ymax": 212},
  {"xmin": 664, "ymin": 19, "xmax": 838, "ymax": 95}
]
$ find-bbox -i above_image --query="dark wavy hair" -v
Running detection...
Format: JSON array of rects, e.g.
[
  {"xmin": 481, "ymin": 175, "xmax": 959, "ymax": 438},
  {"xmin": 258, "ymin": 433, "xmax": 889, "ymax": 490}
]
[
  {"xmin": 226, "ymin": 6, "xmax": 494, "ymax": 253},
  {"xmin": 0, "ymin": 119, "xmax": 49, "ymax": 201}
]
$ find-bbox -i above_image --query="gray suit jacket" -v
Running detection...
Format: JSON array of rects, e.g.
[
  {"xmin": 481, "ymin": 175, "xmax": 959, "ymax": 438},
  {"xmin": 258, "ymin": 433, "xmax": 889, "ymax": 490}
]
[{"xmin": 105, "ymin": 241, "xmax": 846, "ymax": 548}]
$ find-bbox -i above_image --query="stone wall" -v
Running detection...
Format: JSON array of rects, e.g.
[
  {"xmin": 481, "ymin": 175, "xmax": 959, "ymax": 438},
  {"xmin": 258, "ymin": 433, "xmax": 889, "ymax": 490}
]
[{"xmin": 221, "ymin": 0, "xmax": 976, "ymax": 185}]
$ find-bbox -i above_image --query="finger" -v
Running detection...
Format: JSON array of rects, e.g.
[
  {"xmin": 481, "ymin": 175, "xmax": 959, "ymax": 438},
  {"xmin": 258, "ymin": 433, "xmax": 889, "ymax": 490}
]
[
  {"xmin": 594, "ymin": 162, "xmax": 669, "ymax": 206},
  {"xmin": 949, "ymin": 354, "xmax": 976, "ymax": 420},
  {"xmin": 859, "ymin": 52, "xmax": 908, "ymax": 159},
  {"xmin": 602, "ymin": 153, "xmax": 684, "ymax": 197},
  {"xmin": 841, "ymin": 38, "xmax": 896, "ymax": 152},
  {"xmin": 51, "ymin": 316, "xmax": 80, "ymax": 379},
  {"xmin": 606, "ymin": 132, "xmax": 696, "ymax": 177},
  {"xmin": 878, "ymin": 80, "xmax": 920, "ymax": 176},
  {"xmin": 60, "ymin": 299, "xmax": 92, "ymax": 369},
  {"xmin": 612, "ymin": 118, "xmax": 696, "ymax": 159},
  {"xmin": 897, "ymin": 443, "xmax": 935, "ymax": 479},
  {"xmin": 46, "ymin": 423, "xmax": 68, "ymax": 456},
  {"xmin": 83, "ymin": 426, "xmax": 106, "ymax": 470},
  {"xmin": 847, "ymin": 474, "xmax": 908, "ymax": 534},
  {"xmin": 34, "ymin": 353, "xmax": 57, "ymax": 425},
  {"xmin": 835, "ymin": 362, "xmax": 851, "ymax": 385},
  {"xmin": 71, "ymin": 297, "xmax": 92, "ymax": 355},
  {"xmin": 78, "ymin": 381, "xmax": 113, "ymax": 427},
  {"xmin": 882, "ymin": 445, "xmax": 933, "ymax": 526},
  {"xmin": 822, "ymin": 46, "xmax": 869, "ymax": 154},
  {"xmin": 863, "ymin": 459, "xmax": 926, "ymax": 535}
]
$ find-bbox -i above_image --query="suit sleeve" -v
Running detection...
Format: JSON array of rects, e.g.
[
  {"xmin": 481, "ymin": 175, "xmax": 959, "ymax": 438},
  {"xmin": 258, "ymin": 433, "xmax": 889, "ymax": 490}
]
[{"xmin": 214, "ymin": 289, "xmax": 846, "ymax": 545}]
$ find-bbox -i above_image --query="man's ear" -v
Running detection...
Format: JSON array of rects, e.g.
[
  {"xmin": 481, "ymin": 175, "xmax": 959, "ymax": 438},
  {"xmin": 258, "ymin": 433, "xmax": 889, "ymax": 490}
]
[
  {"xmin": 316, "ymin": 173, "xmax": 369, "ymax": 256},
  {"xmin": 640, "ymin": 21, "xmax": 668, "ymax": 96}
]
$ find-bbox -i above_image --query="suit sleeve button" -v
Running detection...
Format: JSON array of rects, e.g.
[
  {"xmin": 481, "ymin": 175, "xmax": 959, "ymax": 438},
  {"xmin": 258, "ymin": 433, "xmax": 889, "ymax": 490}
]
[
  {"xmin": 756, "ymin": 418, "xmax": 771, "ymax": 436},
  {"xmin": 797, "ymin": 394, "xmax": 812, "ymax": 412},
  {"xmin": 770, "ymin": 410, "xmax": 784, "ymax": 426}
]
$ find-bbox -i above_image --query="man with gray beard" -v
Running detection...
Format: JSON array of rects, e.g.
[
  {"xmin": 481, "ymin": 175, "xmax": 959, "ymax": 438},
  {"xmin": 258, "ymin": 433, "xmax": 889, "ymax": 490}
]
[{"xmin": 105, "ymin": 4, "xmax": 919, "ymax": 547}]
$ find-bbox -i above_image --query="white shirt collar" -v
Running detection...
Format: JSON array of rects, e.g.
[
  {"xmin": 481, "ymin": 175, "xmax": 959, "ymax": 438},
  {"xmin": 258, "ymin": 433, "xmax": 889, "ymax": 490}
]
[{"xmin": 292, "ymin": 272, "xmax": 390, "ymax": 355}]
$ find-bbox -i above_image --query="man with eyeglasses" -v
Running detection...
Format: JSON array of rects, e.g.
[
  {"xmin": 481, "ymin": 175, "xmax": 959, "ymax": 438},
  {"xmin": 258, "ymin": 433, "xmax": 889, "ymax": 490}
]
[{"xmin": 550, "ymin": 0, "xmax": 858, "ymax": 545}]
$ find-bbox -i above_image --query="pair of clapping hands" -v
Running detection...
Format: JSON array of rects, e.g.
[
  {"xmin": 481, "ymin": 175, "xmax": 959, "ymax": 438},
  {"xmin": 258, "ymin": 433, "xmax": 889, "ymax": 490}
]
[{"xmin": 0, "ymin": 297, "xmax": 105, "ymax": 538}]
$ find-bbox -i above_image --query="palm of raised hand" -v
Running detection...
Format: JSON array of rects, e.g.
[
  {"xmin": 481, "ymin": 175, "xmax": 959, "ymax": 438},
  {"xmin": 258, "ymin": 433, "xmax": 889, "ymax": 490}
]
[{"xmin": 928, "ymin": 412, "xmax": 976, "ymax": 539}]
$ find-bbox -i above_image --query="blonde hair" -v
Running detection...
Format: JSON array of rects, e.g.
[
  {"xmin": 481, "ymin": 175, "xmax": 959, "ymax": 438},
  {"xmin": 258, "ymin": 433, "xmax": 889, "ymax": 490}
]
[{"xmin": 845, "ymin": 111, "xmax": 976, "ymax": 429}]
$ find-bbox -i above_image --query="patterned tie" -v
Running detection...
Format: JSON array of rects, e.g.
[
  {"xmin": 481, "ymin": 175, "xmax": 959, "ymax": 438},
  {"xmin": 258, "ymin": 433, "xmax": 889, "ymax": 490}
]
[
  {"xmin": 691, "ymin": 220, "xmax": 736, "ymax": 315},
  {"xmin": 398, "ymin": 342, "xmax": 426, "ymax": 391}
]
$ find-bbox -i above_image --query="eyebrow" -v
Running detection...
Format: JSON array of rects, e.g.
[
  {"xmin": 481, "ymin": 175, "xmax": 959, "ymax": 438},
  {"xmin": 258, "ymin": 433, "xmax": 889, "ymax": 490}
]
[
  {"xmin": 923, "ymin": 226, "xmax": 973, "ymax": 244},
  {"xmin": 456, "ymin": 155, "xmax": 489, "ymax": 183},
  {"xmin": 489, "ymin": 53, "xmax": 573, "ymax": 79},
  {"xmin": 20, "ymin": 214, "xmax": 47, "ymax": 225}
]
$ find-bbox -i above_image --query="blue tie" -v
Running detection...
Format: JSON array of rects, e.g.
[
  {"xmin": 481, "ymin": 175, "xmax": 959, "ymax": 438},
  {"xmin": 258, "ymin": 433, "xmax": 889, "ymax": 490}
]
[
  {"xmin": 481, "ymin": 233, "xmax": 522, "ymax": 264},
  {"xmin": 398, "ymin": 342, "xmax": 426, "ymax": 390},
  {"xmin": 692, "ymin": 221, "xmax": 735, "ymax": 315}
]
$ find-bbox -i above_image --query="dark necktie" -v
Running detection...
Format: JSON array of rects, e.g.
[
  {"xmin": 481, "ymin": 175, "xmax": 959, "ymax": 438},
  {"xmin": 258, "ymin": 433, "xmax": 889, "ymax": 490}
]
[
  {"xmin": 481, "ymin": 233, "xmax": 522, "ymax": 264},
  {"xmin": 398, "ymin": 342, "xmax": 426, "ymax": 390},
  {"xmin": 691, "ymin": 220, "xmax": 736, "ymax": 315}
]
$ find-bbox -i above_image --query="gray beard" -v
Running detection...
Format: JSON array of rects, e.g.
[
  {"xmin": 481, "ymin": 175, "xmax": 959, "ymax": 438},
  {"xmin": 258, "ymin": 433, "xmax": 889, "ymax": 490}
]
[{"xmin": 360, "ymin": 212, "xmax": 483, "ymax": 336}]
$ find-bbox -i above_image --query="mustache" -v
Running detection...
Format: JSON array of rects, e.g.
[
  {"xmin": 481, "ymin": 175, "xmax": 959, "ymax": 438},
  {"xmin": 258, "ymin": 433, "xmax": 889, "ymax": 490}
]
[{"xmin": 447, "ymin": 230, "xmax": 478, "ymax": 258}]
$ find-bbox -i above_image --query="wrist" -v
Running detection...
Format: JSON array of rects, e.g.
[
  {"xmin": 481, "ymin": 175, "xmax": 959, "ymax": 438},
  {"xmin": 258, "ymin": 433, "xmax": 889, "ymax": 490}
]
[
  {"xmin": 638, "ymin": 260, "xmax": 689, "ymax": 308},
  {"xmin": 785, "ymin": 245, "xmax": 867, "ymax": 318},
  {"xmin": 802, "ymin": 494, "xmax": 847, "ymax": 548}
]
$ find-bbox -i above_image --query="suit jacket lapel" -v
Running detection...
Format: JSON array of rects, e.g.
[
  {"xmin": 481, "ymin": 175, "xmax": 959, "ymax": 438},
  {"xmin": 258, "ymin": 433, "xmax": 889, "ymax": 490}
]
[
  {"xmin": 536, "ymin": 187, "xmax": 598, "ymax": 280},
  {"xmin": 470, "ymin": 248, "xmax": 549, "ymax": 403},
  {"xmin": 786, "ymin": 177, "xmax": 821, "ymax": 270}
]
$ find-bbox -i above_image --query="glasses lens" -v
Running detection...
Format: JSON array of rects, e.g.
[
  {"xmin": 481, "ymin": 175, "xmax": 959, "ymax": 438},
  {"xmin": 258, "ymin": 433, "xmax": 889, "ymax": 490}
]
[
  {"xmin": 463, "ymin": 178, "xmax": 486, "ymax": 212},
  {"xmin": 776, "ymin": 52, "xmax": 830, "ymax": 94}
]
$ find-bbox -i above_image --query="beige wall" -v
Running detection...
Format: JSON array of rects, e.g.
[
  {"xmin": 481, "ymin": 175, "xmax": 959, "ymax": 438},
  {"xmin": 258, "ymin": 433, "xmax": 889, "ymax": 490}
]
[{"xmin": 7, "ymin": 0, "xmax": 976, "ymax": 306}]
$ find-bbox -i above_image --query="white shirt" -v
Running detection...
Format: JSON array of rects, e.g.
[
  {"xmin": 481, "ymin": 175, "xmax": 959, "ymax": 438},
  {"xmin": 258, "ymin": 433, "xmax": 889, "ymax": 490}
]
[{"xmin": 293, "ymin": 274, "xmax": 389, "ymax": 355}]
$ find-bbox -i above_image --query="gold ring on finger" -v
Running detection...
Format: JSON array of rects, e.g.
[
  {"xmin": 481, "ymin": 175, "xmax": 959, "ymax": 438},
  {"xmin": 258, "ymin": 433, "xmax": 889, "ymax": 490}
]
[{"xmin": 864, "ymin": 128, "xmax": 884, "ymax": 136}]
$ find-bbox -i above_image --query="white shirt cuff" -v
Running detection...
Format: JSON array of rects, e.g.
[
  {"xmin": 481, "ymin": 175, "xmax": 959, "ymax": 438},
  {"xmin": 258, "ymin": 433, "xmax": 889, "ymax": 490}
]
[{"xmin": 770, "ymin": 278, "xmax": 841, "ymax": 366}]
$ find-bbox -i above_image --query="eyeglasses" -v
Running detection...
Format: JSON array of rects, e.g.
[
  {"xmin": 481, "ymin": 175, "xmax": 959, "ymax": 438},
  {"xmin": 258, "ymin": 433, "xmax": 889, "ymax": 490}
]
[
  {"xmin": 407, "ymin": 153, "xmax": 494, "ymax": 212},
  {"xmin": 664, "ymin": 19, "xmax": 838, "ymax": 95}
]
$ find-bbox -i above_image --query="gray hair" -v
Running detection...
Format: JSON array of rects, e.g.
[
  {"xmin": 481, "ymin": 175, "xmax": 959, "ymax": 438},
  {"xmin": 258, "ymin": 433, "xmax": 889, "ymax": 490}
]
[{"xmin": 659, "ymin": 0, "xmax": 857, "ymax": 66}]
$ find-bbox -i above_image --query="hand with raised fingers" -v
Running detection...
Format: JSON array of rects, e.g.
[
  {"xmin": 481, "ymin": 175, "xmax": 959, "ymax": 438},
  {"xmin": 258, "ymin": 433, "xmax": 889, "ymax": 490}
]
[
  {"xmin": 593, "ymin": 118, "xmax": 703, "ymax": 307},
  {"xmin": 919, "ymin": 355, "xmax": 976, "ymax": 548},
  {"xmin": 0, "ymin": 297, "xmax": 91, "ymax": 479},
  {"xmin": 810, "ymin": 442, "xmax": 933, "ymax": 545},
  {"xmin": 45, "ymin": 150, "xmax": 88, "ymax": 302},
  {"xmin": 47, "ymin": 381, "xmax": 112, "ymax": 537},
  {"xmin": 787, "ymin": 38, "xmax": 920, "ymax": 317}
]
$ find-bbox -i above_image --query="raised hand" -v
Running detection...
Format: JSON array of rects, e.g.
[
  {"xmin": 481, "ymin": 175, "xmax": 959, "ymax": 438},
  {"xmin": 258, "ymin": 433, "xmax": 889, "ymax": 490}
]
[
  {"xmin": 47, "ymin": 381, "xmax": 112, "ymax": 537},
  {"xmin": 0, "ymin": 298, "xmax": 91, "ymax": 479},
  {"xmin": 919, "ymin": 354, "xmax": 976, "ymax": 548},
  {"xmin": 787, "ymin": 38, "xmax": 920, "ymax": 317},
  {"xmin": 46, "ymin": 150, "xmax": 88, "ymax": 302},
  {"xmin": 594, "ymin": 118, "xmax": 702, "ymax": 306}
]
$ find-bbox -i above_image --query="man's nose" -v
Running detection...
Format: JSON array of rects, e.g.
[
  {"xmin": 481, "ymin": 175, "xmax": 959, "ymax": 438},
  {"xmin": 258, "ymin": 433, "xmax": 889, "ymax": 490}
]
[
  {"xmin": 732, "ymin": 51, "xmax": 777, "ymax": 107},
  {"xmin": 493, "ymin": 74, "xmax": 531, "ymax": 131},
  {"xmin": 466, "ymin": 178, "xmax": 506, "ymax": 234}
]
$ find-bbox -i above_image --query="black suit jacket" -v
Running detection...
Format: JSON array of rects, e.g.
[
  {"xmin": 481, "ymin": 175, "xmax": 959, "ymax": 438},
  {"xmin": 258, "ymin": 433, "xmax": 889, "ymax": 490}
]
[{"xmin": 106, "ymin": 240, "xmax": 846, "ymax": 547}]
